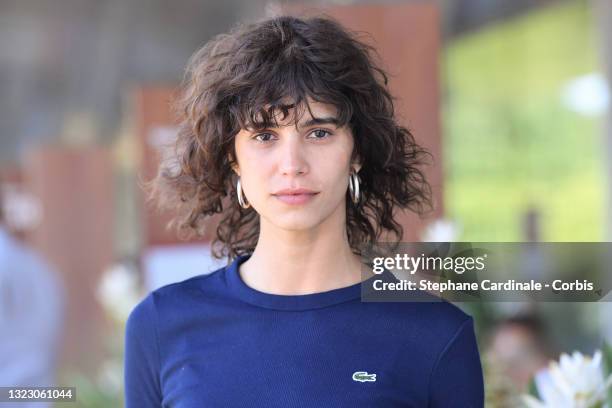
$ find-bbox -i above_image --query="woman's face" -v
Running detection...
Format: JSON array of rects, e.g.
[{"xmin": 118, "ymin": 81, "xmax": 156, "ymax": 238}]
[{"xmin": 233, "ymin": 100, "xmax": 361, "ymax": 232}]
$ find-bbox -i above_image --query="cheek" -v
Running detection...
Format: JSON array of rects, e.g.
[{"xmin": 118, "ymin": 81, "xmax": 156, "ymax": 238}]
[
  {"xmin": 335, "ymin": 131, "xmax": 355, "ymax": 167},
  {"xmin": 317, "ymin": 136, "xmax": 354, "ymax": 180},
  {"xmin": 234, "ymin": 141, "xmax": 272, "ymax": 200},
  {"xmin": 309, "ymin": 153, "xmax": 352, "ymax": 205},
  {"xmin": 235, "ymin": 136, "xmax": 264, "ymax": 173}
]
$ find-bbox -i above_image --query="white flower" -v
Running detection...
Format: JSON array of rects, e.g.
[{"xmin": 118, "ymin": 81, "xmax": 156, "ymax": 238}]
[
  {"xmin": 420, "ymin": 218, "xmax": 460, "ymax": 242},
  {"xmin": 522, "ymin": 350, "xmax": 612, "ymax": 408},
  {"xmin": 96, "ymin": 263, "xmax": 142, "ymax": 323},
  {"xmin": 97, "ymin": 359, "xmax": 124, "ymax": 395}
]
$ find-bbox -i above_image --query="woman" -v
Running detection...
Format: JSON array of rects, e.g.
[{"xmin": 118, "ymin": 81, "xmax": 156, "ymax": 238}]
[{"xmin": 125, "ymin": 14, "xmax": 484, "ymax": 407}]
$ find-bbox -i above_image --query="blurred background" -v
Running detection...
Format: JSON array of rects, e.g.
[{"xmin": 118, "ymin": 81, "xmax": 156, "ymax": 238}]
[{"xmin": 1, "ymin": 0, "xmax": 611, "ymax": 406}]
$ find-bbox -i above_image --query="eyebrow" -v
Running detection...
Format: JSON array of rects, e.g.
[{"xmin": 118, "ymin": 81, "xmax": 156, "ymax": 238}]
[
  {"xmin": 247, "ymin": 116, "xmax": 340, "ymax": 131},
  {"xmin": 300, "ymin": 117, "xmax": 340, "ymax": 128}
]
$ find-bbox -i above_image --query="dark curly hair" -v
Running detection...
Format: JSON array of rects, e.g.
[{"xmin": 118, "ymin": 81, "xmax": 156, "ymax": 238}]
[{"xmin": 147, "ymin": 14, "xmax": 433, "ymax": 262}]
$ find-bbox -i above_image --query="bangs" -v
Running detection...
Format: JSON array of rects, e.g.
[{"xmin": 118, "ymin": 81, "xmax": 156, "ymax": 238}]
[{"xmin": 227, "ymin": 58, "xmax": 353, "ymax": 133}]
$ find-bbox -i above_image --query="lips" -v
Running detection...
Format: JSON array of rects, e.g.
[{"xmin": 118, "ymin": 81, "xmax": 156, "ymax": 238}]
[
  {"xmin": 272, "ymin": 188, "xmax": 318, "ymax": 195},
  {"xmin": 272, "ymin": 188, "xmax": 319, "ymax": 205}
]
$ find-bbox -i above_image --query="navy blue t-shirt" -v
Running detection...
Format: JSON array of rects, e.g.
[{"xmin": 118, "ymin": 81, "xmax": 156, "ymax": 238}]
[{"xmin": 124, "ymin": 253, "xmax": 484, "ymax": 407}]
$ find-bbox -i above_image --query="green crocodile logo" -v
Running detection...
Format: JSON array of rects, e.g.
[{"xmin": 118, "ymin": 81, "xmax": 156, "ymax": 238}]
[{"xmin": 352, "ymin": 371, "xmax": 377, "ymax": 382}]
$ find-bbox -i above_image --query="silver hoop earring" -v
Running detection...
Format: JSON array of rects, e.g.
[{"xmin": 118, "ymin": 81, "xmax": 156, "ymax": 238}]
[
  {"xmin": 236, "ymin": 177, "xmax": 250, "ymax": 209},
  {"xmin": 348, "ymin": 170, "xmax": 361, "ymax": 204}
]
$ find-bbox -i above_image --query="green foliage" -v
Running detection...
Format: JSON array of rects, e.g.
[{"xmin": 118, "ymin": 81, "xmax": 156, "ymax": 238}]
[
  {"xmin": 527, "ymin": 375, "xmax": 540, "ymax": 399},
  {"xmin": 444, "ymin": 0, "xmax": 605, "ymax": 241},
  {"xmin": 54, "ymin": 373, "xmax": 122, "ymax": 408}
]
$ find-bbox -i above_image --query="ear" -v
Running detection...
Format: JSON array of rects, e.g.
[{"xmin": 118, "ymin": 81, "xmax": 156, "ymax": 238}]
[
  {"xmin": 228, "ymin": 153, "xmax": 240, "ymax": 176},
  {"xmin": 351, "ymin": 156, "xmax": 363, "ymax": 174}
]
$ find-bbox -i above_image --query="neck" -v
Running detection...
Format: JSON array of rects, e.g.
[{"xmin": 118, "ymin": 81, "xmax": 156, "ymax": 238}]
[{"xmin": 239, "ymin": 205, "xmax": 370, "ymax": 295}]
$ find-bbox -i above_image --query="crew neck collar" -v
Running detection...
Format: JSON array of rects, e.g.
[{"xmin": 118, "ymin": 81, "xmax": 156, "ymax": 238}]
[{"xmin": 225, "ymin": 253, "xmax": 389, "ymax": 311}]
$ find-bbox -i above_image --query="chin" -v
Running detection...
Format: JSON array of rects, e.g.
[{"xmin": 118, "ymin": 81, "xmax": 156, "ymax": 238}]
[
  {"xmin": 267, "ymin": 213, "xmax": 324, "ymax": 232},
  {"xmin": 277, "ymin": 218, "xmax": 322, "ymax": 232}
]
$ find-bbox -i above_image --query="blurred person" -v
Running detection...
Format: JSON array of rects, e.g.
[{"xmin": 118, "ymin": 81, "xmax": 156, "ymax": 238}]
[
  {"xmin": 125, "ymin": 15, "xmax": 484, "ymax": 407},
  {"xmin": 486, "ymin": 313, "xmax": 553, "ymax": 393},
  {"xmin": 0, "ymin": 184, "xmax": 65, "ymax": 406}
]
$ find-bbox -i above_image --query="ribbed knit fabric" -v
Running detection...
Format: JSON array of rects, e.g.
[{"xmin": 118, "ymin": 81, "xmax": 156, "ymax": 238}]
[{"xmin": 124, "ymin": 253, "xmax": 484, "ymax": 407}]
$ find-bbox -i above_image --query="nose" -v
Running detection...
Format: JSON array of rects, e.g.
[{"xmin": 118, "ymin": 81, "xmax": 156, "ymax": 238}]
[{"xmin": 278, "ymin": 134, "xmax": 309, "ymax": 176}]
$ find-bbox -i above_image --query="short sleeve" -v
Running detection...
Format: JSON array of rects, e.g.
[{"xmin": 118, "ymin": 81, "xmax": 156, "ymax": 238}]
[
  {"xmin": 124, "ymin": 294, "xmax": 162, "ymax": 407},
  {"xmin": 428, "ymin": 317, "xmax": 484, "ymax": 408}
]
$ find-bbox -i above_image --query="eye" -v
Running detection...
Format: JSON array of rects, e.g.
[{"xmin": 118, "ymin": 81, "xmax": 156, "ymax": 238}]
[
  {"xmin": 308, "ymin": 129, "xmax": 332, "ymax": 140},
  {"xmin": 252, "ymin": 132, "xmax": 276, "ymax": 143}
]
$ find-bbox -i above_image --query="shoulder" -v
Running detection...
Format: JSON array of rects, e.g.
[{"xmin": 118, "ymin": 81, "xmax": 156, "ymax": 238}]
[
  {"xmin": 417, "ymin": 296, "xmax": 473, "ymax": 342},
  {"xmin": 422, "ymin": 299, "xmax": 475, "ymax": 353},
  {"xmin": 152, "ymin": 265, "xmax": 228, "ymax": 298},
  {"xmin": 386, "ymin": 299, "xmax": 479, "ymax": 371},
  {"xmin": 362, "ymin": 294, "xmax": 474, "ymax": 349},
  {"xmin": 416, "ymin": 295, "xmax": 473, "ymax": 331},
  {"xmin": 127, "ymin": 265, "xmax": 228, "ymax": 326},
  {"xmin": 371, "ymin": 290, "xmax": 472, "ymax": 325}
]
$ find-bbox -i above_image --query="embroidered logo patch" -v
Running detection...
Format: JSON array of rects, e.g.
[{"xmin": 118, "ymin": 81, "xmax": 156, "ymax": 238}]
[{"xmin": 352, "ymin": 371, "xmax": 377, "ymax": 382}]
